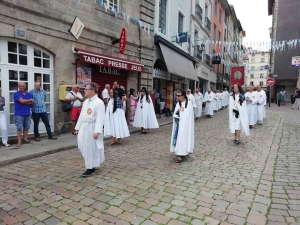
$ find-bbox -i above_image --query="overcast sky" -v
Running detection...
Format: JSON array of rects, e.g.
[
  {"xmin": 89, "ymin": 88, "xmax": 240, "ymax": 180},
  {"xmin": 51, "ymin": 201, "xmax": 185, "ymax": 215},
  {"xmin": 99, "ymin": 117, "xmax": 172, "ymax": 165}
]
[{"xmin": 227, "ymin": 0, "xmax": 272, "ymax": 43}]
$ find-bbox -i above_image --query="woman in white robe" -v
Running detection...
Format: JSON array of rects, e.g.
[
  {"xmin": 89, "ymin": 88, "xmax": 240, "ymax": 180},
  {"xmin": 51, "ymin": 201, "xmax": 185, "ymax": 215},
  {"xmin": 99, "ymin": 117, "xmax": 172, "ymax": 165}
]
[
  {"xmin": 229, "ymin": 84, "xmax": 250, "ymax": 145},
  {"xmin": 133, "ymin": 87, "xmax": 159, "ymax": 133},
  {"xmin": 104, "ymin": 89, "xmax": 130, "ymax": 145},
  {"xmin": 75, "ymin": 82, "xmax": 105, "ymax": 177},
  {"xmin": 170, "ymin": 90, "xmax": 194, "ymax": 163}
]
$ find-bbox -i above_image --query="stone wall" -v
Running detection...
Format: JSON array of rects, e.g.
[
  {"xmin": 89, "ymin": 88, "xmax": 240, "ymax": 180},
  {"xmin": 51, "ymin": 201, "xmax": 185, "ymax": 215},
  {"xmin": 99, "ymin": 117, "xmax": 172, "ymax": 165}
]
[{"xmin": 0, "ymin": 0, "xmax": 155, "ymax": 133}]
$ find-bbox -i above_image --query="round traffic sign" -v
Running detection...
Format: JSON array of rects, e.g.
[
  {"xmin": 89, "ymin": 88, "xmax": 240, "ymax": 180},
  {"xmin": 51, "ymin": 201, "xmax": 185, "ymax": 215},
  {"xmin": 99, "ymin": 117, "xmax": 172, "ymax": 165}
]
[{"xmin": 266, "ymin": 78, "xmax": 275, "ymax": 86}]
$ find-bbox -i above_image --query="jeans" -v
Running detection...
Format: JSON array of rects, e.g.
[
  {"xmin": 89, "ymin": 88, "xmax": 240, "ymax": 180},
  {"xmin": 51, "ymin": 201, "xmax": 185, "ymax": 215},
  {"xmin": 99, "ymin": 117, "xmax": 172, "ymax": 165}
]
[
  {"xmin": 15, "ymin": 115, "xmax": 31, "ymax": 131},
  {"xmin": 280, "ymin": 96, "xmax": 285, "ymax": 105},
  {"xmin": 32, "ymin": 112, "xmax": 52, "ymax": 138}
]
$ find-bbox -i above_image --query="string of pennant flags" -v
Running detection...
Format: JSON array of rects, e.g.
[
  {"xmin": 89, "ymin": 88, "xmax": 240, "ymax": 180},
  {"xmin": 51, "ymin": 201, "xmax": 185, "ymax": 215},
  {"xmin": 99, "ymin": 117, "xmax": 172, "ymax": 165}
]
[{"xmin": 76, "ymin": 0, "xmax": 299, "ymax": 67}]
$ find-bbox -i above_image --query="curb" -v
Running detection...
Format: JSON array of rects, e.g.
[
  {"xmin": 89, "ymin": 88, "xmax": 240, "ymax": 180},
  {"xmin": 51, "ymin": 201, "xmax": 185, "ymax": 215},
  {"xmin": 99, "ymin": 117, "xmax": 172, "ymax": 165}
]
[{"xmin": 0, "ymin": 121, "xmax": 173, "ymax": 167}]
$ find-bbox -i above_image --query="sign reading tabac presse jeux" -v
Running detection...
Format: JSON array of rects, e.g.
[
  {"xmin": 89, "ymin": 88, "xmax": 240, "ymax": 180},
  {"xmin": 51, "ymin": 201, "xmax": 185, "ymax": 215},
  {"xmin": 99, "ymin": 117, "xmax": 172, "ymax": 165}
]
[
  {"xmin": 119, "ymin": 28, "xmax": 127, "ymax": 54},
  {"xmin": 69, "ymin": 17, "xmax": 84, "ymax": 40}
]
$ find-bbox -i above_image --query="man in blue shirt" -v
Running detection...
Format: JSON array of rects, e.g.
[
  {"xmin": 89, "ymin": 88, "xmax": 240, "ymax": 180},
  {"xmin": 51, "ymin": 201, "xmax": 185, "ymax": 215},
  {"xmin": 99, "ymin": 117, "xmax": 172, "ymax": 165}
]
[
  {"xmin": 14, "ymin": 82, "xmax": 34, "ymax": 147},
  {"xmin": 30, "ymin": 82, "xmax": 57, "ymax": 141},
  {"xmin": 279, "ymin": 88, "xmax": 287, "ymax": 106}
]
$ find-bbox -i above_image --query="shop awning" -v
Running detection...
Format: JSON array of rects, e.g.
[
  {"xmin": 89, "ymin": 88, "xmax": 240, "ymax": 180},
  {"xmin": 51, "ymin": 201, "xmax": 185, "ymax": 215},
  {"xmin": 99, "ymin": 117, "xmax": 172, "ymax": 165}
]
[
  {"xmin": 159, "ymin": 43, "xmax": 198, "ymax": 81},
  {"xmin": 72, "ymin": 47, "xmax": 144, "ymax": 72}
]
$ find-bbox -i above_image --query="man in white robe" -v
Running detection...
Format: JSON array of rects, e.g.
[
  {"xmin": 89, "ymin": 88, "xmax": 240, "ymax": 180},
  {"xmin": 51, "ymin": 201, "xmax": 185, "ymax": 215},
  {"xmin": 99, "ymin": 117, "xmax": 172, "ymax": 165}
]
[
  {"xmin": 223, "ymin": 88, "xmax": 229, "ymax": 107},
  {"xmin": 220, "ymin": 90, "xmax": 227, "ymax": 108},
  {"xmin": 75, "ymin": 82, "xmax": 105, "ymax": 177},
  {"xmin": 170, "ymin": 90, "xmax": 194, "ymax": 163},
  {"xmin": 203, "ymin": 88, "xmax": 214, "ymax": 118},
  {"xmin": 245, "ymin": 85, "xmax": 258, "ymax": 129},
  {"xmin": 187, "ymin": 89, "xmax": 197, "ymax": 108},
  {"xmin": 194, "ymin": 88, "xmax": 203, "ymax": 120},
  {"xmin": 256, "ymin": 85, "xmax": 266, "ymax": 125},
  {"xmin": 213, "ymin": 90, "xmax": 219, "ymax": 111}
]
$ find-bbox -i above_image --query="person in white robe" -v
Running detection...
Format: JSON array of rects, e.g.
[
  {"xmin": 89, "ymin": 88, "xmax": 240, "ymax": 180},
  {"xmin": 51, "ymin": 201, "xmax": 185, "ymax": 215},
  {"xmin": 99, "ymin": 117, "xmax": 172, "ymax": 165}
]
[
  {"xmin": 244, "ymin": 85, "xmax": 258, "ymax": 129},
  {"xmin": 203, "ymin": 88, "xmax": 214, "ymax": 118},
  {"xmin": 221, "ymin": 90, "xmax": 227, "ymax": 108},
  {"xmin": 256, "ymin": 85, "xmax": 266, "ymax": 125},
  {"xmin": 133, "ymin": 87, "xmax": 159, "ymax": 133},
  {"xmin": 186, "ymin": 89, "xmax": 197, "ymax": 109},
  {"xmin": 75, "ymin": 82, "xmax": 105, "ymax": 177},
  {"xmin": 229, "ymin": 84, "xmax": 249, "ymax": 145},
  {"xmin": 194, "ymin": 88, "xmax": 203, "ymax": 119},
  {"xmin": 104, "ymin": 89, "xmax": 130, "ymax": 145},
  {"xmin": 223, "ymin": 88, "xmax": 229, "ymax": 107},
  {"xmin": 170, "ymin": 89, "xmax": 194, "ymax": 163},
  {"xmin": 213, "ymin": 90, "xmax": 219, "ymax": 111}
]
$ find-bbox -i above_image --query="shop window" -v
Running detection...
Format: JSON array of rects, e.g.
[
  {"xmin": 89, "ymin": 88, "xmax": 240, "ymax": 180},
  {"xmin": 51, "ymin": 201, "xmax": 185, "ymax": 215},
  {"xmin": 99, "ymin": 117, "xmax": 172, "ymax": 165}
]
[
  {"xmin": 34, "ymin": 49, "xmax": 50, "ymax": 68},
  {"xmin": 7, "ymin": 42, "xmax": 28, "ymax": 65}
]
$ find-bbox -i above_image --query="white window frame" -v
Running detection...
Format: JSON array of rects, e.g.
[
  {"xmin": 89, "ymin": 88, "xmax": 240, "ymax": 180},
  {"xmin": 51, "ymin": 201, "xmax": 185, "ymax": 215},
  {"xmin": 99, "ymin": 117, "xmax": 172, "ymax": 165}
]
[{"xmin": 103, "ymin": 0, "xmax": 119, "ymax": 12}]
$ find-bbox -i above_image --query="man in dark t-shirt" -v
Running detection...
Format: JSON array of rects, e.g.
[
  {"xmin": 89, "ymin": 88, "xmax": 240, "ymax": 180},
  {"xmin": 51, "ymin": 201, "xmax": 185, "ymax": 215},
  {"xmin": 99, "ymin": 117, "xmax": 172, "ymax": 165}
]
[{"xmin": 113, "ymin": 81, "xmax": 125, "ymax": 102}]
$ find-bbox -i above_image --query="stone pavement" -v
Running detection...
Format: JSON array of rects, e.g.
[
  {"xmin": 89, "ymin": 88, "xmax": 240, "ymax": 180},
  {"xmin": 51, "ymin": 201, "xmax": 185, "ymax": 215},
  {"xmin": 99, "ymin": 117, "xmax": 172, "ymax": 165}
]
[
  {"xmin": 0, "ymin": 105, "xmax": 300, "ymax": 225},
  {"xmin": 0, "ymin": 117, "xmax": 173, "ymax": 167}
]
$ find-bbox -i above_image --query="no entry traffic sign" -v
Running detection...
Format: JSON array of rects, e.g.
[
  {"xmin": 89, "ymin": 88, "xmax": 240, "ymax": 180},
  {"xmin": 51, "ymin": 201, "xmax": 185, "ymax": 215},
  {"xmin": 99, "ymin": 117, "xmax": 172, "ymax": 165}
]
[{"xmin": 266, "ymin": 78, "xmax": 275, "ymax": 86}]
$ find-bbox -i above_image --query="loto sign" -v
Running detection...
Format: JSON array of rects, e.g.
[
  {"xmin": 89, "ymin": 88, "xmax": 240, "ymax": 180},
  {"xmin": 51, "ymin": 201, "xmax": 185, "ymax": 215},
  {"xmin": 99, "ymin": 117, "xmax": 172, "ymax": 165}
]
[
  {"xmin": 119, "ymin": 28, "xmax": 127, "ymax": 54},
  {"xmin": 266, "ymin": 78, "xmax": 275, "ymax": 86}
]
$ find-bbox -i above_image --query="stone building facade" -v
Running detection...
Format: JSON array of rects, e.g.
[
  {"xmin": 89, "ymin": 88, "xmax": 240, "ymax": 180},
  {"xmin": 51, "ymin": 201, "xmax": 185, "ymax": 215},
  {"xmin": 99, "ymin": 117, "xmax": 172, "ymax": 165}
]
[{"xmin": 0, "ymin": 0, "xmax": 155, "ymax": 136}]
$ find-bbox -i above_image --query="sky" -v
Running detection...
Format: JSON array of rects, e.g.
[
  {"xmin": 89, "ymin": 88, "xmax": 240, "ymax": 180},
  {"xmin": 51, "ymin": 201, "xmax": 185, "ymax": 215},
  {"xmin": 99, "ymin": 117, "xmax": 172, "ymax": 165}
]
[{"xmin": 227, "ymin": 0, "xmax": 272, "ymax": 43}]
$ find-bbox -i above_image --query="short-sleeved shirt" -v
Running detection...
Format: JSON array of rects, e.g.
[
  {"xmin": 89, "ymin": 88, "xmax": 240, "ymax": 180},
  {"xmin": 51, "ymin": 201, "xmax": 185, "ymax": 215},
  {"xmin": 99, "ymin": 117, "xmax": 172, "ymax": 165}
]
[
  {"xmin": 102, "ymin": 89, "xmax": 109, "ymax": 100},
  {"xmin": 280, "ymin": 91, "xmax": 286, "ymax": 97},
  {"xmin": 30, "ymin": 89, "xmax": 47, "ymax": 113},
  {"xmin": 159, "ymin": 92, "xmax": 166, "ymax": 102},
  {"xmin": 295, "ymin": 90, "xmax": 300, "ymax": 98},
  {"xmin": 115, "ymin": 88, "xmax": 125, "ymax": 99},
  {"xmin": 66, "ymin": 91, "xmax": 83, "ymax": 108},
  {"xmin": 14, "ymin": 91, "xmax": 32, "ymax": 116}
]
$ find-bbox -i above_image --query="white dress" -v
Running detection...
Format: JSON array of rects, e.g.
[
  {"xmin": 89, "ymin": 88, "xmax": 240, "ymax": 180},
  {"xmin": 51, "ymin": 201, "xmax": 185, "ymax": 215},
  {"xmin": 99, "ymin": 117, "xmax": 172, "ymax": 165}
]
[
  {"xmin": 104, "ymin": 97, "xmax": 130, "ymax": 138},
  {"xmin": 229, "ymin": 94, "xmax": 250, "ymax": 135},
  {"xmin": 194, "ymin": 93, "xmax": 203, "ymax": 117},
  {"xmin": 170, "ymin": 100, "xmax": 194, "ymax": 155},
  {"xmin": 133, "ymin": 95, "xmax": 159, "ymax": 129},
  {"xmin": 75, "ymin": 96, "xmax": 105, "ymax": 169}
]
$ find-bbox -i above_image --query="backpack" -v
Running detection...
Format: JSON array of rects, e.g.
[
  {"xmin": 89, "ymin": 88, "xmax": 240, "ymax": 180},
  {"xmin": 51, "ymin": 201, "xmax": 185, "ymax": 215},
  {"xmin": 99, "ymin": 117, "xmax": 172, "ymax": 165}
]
[{"xmin": 62, "ymin": 92, "xmax": 75, "ymax": 113}]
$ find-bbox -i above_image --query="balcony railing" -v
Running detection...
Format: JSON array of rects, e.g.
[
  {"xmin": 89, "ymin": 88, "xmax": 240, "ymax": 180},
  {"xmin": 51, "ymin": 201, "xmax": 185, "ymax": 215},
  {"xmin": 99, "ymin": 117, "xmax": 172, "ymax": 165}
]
[
  {"xmin": 204, "ymin": 54, "xmax": 210, "ymax": 66},
  {"xmin": 195, "ymin": 4, "xmax": 203, "ymax": 21},
  {"xmin": 205, "ymin": 17, "xmax": 211, "ymax": 31},
  {"xmin": 194, "ymin": 47, "xmax": 202, "ymax": 61}
]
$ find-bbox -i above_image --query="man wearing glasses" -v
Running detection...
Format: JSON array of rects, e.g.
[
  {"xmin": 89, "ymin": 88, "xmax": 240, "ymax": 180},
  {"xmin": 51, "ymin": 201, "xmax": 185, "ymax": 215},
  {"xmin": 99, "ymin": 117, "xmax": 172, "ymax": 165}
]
[
  {"xmin": 65, "ymin": 84, "xmax": 84, "ymax": 134},
  {"xmin": 75, "ymin": 82, "xmax": 105, "ymax": 177}
]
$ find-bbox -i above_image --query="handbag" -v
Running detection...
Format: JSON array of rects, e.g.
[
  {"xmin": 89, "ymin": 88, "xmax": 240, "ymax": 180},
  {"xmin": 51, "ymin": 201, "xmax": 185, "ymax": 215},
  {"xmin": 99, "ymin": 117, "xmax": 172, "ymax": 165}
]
[{"xmin": 62, "ymin": 92, "xmax": 75, "ymax": 113}]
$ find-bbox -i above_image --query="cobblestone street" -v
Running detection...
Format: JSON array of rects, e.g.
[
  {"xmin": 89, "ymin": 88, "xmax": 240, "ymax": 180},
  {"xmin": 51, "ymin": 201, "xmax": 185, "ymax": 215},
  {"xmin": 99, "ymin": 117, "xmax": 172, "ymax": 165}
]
[{"xmin": 0, "ymin": 106, "xmax": 300, "ymax": 225}]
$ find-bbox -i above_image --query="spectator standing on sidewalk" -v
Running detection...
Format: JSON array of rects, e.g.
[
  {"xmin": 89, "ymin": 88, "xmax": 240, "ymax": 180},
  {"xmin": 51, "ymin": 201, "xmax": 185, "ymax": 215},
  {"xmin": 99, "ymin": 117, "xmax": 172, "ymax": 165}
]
[
  {"xmin": 292, "ymin": 88, "xmax": 300, "ymax": 110},
  {"xmin": 159, "ymin": 88, "xmax": 167, "ymax": 118},
  {"xmin": 30, "ymin": 82, "xmax": 57, "ymax": 141},
  {"xmin": 14, "ymin": 82, "xmax": 34, "ymax": 147},
  {"xmin": 0, "ymin": 88, "xmax": 10, "ymax": 147},
  {"xmin": 279, "ymin": 88, "xmax": 287, "ymax": 106},
  {"xmin": 65, "ymin": 85, "xmax": 84, "ymax": 135}
]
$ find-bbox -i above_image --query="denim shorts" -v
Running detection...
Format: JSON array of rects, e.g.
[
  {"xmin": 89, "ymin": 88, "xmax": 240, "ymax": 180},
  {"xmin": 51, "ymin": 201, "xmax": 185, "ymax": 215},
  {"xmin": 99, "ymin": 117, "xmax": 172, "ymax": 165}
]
[{"xmin": 15, "ymin": 115, "xmax": 31, "ymax": 131}]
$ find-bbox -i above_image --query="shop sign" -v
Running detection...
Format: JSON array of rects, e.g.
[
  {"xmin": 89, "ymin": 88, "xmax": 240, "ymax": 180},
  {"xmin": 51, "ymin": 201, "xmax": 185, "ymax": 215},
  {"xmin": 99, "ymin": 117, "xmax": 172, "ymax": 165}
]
[
  {"xmin": 69, "ymin": 17, "xmax": 84, "ymax": 40},
  {"xmin": 99, "ymin": 66, "xmax": 120, "ymax": 75},
  {"xmin": 153, "ymin": 69, "xmax": 170, "ymax": 80},
  {"xmin": 119, "ymin": 28, "xmax": 127, "ymax": 54},
  {"xmin": 80, "ymin": 54, "xmax": 143, "ymax": 72}
]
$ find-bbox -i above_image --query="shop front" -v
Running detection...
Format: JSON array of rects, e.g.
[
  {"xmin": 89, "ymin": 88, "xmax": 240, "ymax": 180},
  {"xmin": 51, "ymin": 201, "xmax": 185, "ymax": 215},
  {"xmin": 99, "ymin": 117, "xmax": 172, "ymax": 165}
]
[
  {"xmin": 0, "ymin": 38, "xmax": 54, "ymax": 137},
  {"xmin": 153, "ymin": 36, "xmax": 198, "ymax": 110},
  {"xmin": 72, "ymin": 48, "xmax": 144, "ymax": 96}
]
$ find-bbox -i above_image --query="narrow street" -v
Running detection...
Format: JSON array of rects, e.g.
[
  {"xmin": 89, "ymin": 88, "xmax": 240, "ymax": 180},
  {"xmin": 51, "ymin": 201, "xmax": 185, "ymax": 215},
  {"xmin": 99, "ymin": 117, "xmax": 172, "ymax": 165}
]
[{"xmin": 0, "ymin": 106, "xmax": 299, "ymax": 225}]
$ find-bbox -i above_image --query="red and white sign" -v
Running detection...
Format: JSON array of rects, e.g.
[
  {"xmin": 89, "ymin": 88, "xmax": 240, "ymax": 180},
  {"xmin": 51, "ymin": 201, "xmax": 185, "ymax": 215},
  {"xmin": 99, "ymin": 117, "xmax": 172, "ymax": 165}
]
[
  {"xmin": 76, "ymin": 48, "xmax": 144, "ymax": 72},
  {"xmin": 119, "ymin": 28, "xmax": 127, "ymax": 54},
  {"xmin": 266, "ymin": 78, "xmax": 275, "ymax": 86},
  {"xmin": 230, "ymin": 66, "xmax": 245, "ymax": 86},
  {"xmin": 292, "ymin": 56, "xmax": 300, "ymax": 66}
]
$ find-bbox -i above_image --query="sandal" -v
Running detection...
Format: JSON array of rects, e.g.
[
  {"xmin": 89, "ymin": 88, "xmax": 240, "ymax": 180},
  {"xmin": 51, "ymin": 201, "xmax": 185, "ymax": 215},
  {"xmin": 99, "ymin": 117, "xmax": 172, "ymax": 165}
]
[
  {"xmin": 23, "ymin": 140, "xmax": 32, "ymax": 144},
  {"xmin": 17, "ymin": 141, "xmax": 22, "ymax": 147},
  {"xmin": 175, "ymin": 157, "xmax": 183, "ymax": 163},
  {"xmin": 232, "ymin": 139, "xmax": 236, "ymax": 143}
]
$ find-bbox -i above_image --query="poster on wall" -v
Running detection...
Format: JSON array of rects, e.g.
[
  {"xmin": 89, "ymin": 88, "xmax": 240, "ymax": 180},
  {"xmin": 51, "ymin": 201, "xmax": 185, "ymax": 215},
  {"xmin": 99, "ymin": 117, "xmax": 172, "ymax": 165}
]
[{"xmin": 76, "ymin": 67, "xmax": 91, "ymax": 88}]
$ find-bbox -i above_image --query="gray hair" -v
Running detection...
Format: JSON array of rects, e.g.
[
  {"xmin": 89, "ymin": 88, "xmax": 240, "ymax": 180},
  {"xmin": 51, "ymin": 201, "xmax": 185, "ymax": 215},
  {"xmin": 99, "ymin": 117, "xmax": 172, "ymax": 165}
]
[
  {"xmin": 18, "ymin": 82, "xmax": 27, "ymax": 87},
  {"xmin": 86, "ymin": 82, "xmax": 98, "ymax": 93}
]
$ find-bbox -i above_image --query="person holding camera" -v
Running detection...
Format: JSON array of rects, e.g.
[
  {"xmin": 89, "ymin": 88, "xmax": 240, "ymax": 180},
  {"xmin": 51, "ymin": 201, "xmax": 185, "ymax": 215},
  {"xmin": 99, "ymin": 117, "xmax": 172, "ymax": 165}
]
[{"xmin": 229, "ymin": 84, "xmax": 249, "ymax": 144}]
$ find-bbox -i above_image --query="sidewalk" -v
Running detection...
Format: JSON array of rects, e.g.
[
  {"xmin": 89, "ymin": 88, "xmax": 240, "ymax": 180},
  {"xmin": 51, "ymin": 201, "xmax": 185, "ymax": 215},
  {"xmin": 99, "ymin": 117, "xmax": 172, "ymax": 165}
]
[{"xmin": 0, "ymin": 116, "xmax": 173, "ymax": 166}]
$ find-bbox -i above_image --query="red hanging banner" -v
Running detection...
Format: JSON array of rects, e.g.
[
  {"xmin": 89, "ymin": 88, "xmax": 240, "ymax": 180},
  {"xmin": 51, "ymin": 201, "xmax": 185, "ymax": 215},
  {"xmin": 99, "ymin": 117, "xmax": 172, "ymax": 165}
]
[
  {"xmin": 230, "ymin": 66, "xmax": 245, "ymax": 86},
  {"xmin": 119, "ymin": 28, "xmax": 127, "ymax": 54}
]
